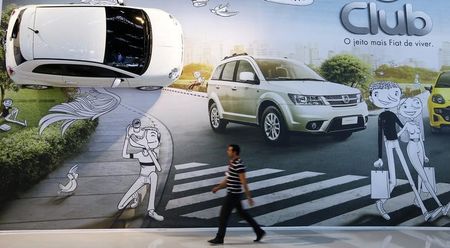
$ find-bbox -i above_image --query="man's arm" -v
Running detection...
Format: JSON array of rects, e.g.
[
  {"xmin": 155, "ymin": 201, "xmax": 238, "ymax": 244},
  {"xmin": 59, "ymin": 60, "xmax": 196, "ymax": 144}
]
[
  {"xmin": 212, "ymin": 178, "xmax": 227, "ymax": 193},
  {"xmin": 239, "ymin": 172, "xmax": 254, "ymax": 207}
]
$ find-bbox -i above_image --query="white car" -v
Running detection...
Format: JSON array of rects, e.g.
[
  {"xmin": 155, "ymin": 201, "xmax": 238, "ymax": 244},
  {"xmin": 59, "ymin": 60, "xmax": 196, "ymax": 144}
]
[
  {"xmin": 207, "ymin": 54, "xmax": 369, "ymax": 144},
  {"xmin": 5, "ymin": 3, "xmax": 183, "ymax": 89}
]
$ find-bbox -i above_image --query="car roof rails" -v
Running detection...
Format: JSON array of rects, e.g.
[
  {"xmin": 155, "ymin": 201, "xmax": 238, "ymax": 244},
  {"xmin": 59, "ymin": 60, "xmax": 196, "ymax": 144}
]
[{"xmin": 222, "ymin": 53, "xmax": 249, "ymax": 60}]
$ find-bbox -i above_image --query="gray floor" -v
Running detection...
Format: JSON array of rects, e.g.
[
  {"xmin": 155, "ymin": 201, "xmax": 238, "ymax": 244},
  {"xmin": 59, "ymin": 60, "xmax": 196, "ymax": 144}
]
[{"xmin": 1, "ymin": 227, "xmax": 450, "ymax": 248}]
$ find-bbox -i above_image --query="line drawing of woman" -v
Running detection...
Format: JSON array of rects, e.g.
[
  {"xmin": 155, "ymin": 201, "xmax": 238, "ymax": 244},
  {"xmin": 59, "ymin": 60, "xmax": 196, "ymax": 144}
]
[{"xmin": 397, "ymin": 97, "xmax": 450, "ymax": 220}]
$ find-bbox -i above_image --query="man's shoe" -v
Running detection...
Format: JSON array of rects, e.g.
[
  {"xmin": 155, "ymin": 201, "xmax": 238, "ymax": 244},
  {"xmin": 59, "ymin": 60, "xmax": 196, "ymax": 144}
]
[
  {"xmin": 376, "ymin": 200, "xmax": 391, "ymax": 220},
  {"xmin": 148, "ymin": 210, "xmax": 164, "ymax": 221},
  {"xmin": 208, "ymin": 238, "xmax": 223, "ymax": 245},
  {"xmin": 254, "ymin": 230, "xmax": 266, "ymax": 242}
]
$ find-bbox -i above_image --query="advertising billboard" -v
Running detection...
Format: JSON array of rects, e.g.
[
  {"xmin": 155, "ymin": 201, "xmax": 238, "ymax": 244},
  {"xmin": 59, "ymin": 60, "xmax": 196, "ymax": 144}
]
[{"xmin": 0, "ymin": 0, "xmax": 449, "ymax": 230}]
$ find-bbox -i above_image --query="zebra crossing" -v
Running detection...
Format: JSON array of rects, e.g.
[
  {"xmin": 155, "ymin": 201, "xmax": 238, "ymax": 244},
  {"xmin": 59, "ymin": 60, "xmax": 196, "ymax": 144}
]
[{"xmin": 164, "ymin": 162, "xmax": 450, "ymax": 227}]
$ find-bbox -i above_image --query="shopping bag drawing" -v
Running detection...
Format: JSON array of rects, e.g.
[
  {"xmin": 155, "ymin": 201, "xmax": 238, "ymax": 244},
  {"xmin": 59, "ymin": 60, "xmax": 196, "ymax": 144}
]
[
  {"xmin": 419, "ymin": 166, "xmax": 437, "ymax": 194},
  {"xmin": 371, "ymin": 170, "xmax": 390, "ymax": 199}
]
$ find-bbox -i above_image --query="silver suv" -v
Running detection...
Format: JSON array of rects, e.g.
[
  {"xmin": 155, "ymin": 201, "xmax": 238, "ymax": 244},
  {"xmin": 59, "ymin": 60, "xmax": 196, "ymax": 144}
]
[{"xmin": 207, "ymin": 54, "xmax": 369, "ymax": 144}]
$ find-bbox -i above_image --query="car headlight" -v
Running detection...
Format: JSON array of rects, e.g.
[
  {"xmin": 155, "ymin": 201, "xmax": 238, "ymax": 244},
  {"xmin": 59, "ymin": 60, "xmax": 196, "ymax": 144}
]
[
  {"xmin": 432, "ymin": 94, "xmax": 446, "ymax": 104},
  {"xmin": 288, "ymin": 94, "xmax": 325, "ymax": 105},
  {"xmin": 356, "ymin": 93, "xmax": 363, "ymax": 103}
]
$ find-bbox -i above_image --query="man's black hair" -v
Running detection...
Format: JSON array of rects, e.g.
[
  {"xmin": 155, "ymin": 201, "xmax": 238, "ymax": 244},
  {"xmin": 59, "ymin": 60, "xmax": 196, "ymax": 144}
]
[{"xmin": 228, "ymin": 144, "xmax": 241, "ymax": 155}]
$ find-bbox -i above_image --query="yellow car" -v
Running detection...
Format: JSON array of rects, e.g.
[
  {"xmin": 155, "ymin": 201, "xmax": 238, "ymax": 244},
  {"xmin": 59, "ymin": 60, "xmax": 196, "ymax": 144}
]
[{"xmin": 426, "ymin": 71, "xmax": 450, "ymax": 133}]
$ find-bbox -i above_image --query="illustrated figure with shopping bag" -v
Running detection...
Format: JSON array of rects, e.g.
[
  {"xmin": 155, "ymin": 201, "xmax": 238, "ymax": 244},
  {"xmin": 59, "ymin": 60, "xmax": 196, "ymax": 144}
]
[
  {"xmin": 397, "ymin": 97, "xmax": 450, "ymax": 217},
  {"xmin": 369, "ymin": 82, "xmax": 442, "ymax": 222}
]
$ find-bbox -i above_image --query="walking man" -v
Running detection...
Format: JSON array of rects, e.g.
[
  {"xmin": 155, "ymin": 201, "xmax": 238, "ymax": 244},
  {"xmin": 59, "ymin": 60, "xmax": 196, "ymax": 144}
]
[{"xmin": 208, "ymin": 144, "xmax": 265, "ymax": 245}]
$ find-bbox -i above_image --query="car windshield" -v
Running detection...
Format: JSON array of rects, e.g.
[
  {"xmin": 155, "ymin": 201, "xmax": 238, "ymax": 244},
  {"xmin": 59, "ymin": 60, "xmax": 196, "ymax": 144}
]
[
  {"xmin": 104, "ymin": 7, "xmax": 152, "ymax": 75},
  {"xmin": 11, "ymin": 9, "xmax": 27, "ymax": 65},
  {"xmin": 436, "ymin": 72, "xmax": 450, "ymax": 88},
  {"xmin": 255, "ymin": 59, "xmax": 324, "ymax": 81}
]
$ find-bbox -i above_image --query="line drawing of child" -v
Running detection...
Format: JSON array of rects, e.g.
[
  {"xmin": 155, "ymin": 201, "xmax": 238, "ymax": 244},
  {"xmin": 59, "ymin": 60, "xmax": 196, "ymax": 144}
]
[
  {"xmin": 1, "ymin": 98, "xmax": 27, "ymax": 127},
  {"xmin": 397, "ymin": 97, "xmax": 450, "ymax": 217},
  {"xmin": 118, "ymin": 119, "xmax": 164, "ymax": 221},
  {"xmin": 187, "ymin": 71, "xmax": 205, "ymax": 91},
  {"xmin": 369, "ymin": 81, "xmax": 440, "ymax": 221}
]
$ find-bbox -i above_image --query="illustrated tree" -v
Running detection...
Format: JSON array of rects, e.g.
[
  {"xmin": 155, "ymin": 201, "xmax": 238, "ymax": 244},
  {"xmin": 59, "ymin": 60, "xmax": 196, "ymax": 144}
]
[
  {"xmin": 0, "ymin": 5, "xmax": 19, "ymax": 111},
  {"xmin": 320, "ymin": 54, "xmax": 372, "ymax": 88}
]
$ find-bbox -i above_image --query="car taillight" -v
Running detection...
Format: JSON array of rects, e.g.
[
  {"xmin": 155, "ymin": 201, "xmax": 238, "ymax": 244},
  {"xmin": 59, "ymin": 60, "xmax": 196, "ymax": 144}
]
[{"xmin": 7, "ymin": 67, "xmax": 15, "ymax": 77}]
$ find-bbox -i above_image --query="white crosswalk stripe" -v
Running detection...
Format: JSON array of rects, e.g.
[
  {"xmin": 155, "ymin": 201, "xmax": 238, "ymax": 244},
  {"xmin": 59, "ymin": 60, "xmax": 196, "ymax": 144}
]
[
  {"xmin": 397, "ymin": 184, "xmax": 450, "ymax": 226},
  {"xmin": 167, "ymin": 162, "xmax": 450, "ymax": 227},
  {"xmin": 166, "ymin": 171, "xmax": 323, "ymax": 210},
  {"xmin": 173, "ymin": 168, "xmax": 283, "ymax": 193},
  {"xmin": 174, "ymin": 166, "xmax": 227, "ymax": 180},
  {"xmin": 253, "ymin": 181, "xmax": 409, "ymax": 226},
  {"xmin": 174, "ymin": 162, "xmax": 209, "ymax": 170},
  {"xmin": 314, "ymin": 181, "xmax": 446, "ymax": 226},
  {"xmin": 183, "ymin": 175, "xmax": 364, "ymax": 219}
]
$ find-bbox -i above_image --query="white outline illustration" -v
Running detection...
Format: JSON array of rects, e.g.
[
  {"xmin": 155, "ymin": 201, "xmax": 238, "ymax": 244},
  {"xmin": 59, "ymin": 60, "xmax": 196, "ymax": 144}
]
[
  {"xmin": 192, "ymin": 0, "xmax": 209, "ymax": 7},
  {"xmin": 397, "ymin": 97, "xmax": 450, "ymax": 217},
  {"xmin": 118, "ymin": 119, "xmax": 164, "ymax": 222},
  {"xmin": 369, "ymin": 81, "xmax": 441, "ymax": 222},
  {"xmin": 39, "ymin": 88, "xmax": 121, "ymax": 135},
  {"xmin": 210, "ymin": 3, "xmax": 239, "ymax": 17},
  {"xmin": 187, "ymin": 71, "xmax": 205, "ymax": 91},
  {"xmin": 58, "ymin": 164, "xmax": 79, "ymax": 195},
  {"xmin": 1, "ymin": 98, "xmax": 27, "ymax": 128}
]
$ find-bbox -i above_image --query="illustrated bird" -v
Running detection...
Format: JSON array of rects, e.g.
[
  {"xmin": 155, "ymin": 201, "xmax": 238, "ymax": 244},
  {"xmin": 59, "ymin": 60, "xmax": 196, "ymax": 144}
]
[
  {"xmin": 58, "ymin": 165, "xmax": 79, "ymax": 195},
  {"xmin": 192, "ymin": 0, "xmax": 209, "ymax": 7},
  {"xmin": 39, "ymin": 88, "xmax": 121, "ymax": 135},
  {"xmin": 210, "ymin": 3, "xmax": 239, "ymax": 17}
]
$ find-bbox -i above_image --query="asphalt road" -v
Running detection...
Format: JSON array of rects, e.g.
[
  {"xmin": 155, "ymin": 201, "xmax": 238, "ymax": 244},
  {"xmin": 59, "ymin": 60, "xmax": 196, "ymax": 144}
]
[
  {"xmin": 150, "ymin": 89, "xmax": 448, "ymax": 182},
  {"xmin": 143, "ymin": 89, "xmax": 450, "ymax": 228}
]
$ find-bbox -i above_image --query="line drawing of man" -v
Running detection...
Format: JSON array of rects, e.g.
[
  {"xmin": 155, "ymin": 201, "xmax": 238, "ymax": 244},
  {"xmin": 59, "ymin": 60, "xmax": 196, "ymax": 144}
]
[
  {"xmin": 370, "ymin": 81, "xmax": 441, "ymax": 222},
  {"xmin": 117, "ymin": 119, "xmax": 164, "ymax": 221},
  {"xmin": 1, "ymin": 98, "xmax": 27, "ymax": 127}
]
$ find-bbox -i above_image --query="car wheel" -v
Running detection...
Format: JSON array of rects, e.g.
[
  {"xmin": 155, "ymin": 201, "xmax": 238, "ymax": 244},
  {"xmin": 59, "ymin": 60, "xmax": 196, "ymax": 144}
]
[
  {"xmin": 261, "ymin": 106, "xmax": 288, "ymax": 144},
  {"xmin": 23, "ymin": 85, "xmax": 50, "ymax": 90},
  {"xmin": 431, "ymin": 127, "xmax": 441, "ymax": 134},
  {"xmin": 136, "ymin": 86, "xmax": 163, "ymax": 91},
  {"xmin": 209, "ymin": 102, "xmax": 227, "ymax": 132},
  {"xmin": 333, "ymin": 132, "xmax": 353, "ymax": 141}
]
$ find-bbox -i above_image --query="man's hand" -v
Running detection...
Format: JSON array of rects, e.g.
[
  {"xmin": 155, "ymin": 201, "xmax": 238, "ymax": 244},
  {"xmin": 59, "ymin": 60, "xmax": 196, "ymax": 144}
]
[
  {"xmin": 425, "ymin": 156, "xmax": 430, "ymax": 164},
  {"xmin": 248, "ymin": 198, "xmax": 255, "ymax": 207},
  {"xmin": 212, "ymin": 186, "xmax": 220, "ymax": 194},
  {"xmin": 374, "ymin": 158, "xmax": 383, "ymax": 168}
]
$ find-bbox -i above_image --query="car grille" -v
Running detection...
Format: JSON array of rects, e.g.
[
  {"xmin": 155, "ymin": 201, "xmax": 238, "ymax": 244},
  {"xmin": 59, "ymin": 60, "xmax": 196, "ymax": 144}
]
[
  {"xmin": 326, "ymin": 116, "xmax": 366, "ymax": 133},
  {"xmin": 437, "ymin": 107, "xmax": 450, "ymax": 122},
  {"xmin": 323, "ymin": 94, "xmax": 358, "ymax": 106}
]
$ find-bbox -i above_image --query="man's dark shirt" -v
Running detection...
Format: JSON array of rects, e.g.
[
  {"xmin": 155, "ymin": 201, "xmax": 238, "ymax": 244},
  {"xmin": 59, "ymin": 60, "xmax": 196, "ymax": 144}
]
[{"xmin": 378, "ymin": 110, "xmax": 404, "ymax": 158}]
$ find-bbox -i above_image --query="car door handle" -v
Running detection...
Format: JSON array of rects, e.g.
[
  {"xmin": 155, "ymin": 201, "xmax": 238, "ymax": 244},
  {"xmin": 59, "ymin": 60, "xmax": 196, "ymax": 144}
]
[
  {"xmin": 215, "ymin": 86, "xmax": 220, "ymax": 89},
  {"xmin": 231, "ymin": 86, "xmax": 238, "ymax": 91},
  {"xmin": 65, "ymin": 81, "xmax": 77, "ymax": 85}
]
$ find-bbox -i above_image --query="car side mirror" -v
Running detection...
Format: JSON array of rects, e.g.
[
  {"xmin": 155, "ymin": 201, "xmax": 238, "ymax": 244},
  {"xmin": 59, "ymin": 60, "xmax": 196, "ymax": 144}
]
[
  {"xmin": 239, "ymin": 72, "xmax": 257, "ymax": 83},
  {"xmin": 112, "ymin": 78, "xmax": 124, "ymax": 88},
  {"xmin": 425, "ymin": 86, "xmax": 432, "ymax": 93},
  {"xmin": 116, "ymin": 0, "xmax": 125, "ymax": 5}
]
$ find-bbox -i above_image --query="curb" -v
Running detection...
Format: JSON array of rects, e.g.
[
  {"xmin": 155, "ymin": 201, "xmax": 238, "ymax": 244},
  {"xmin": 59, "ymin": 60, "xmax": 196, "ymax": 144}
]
[{"xmin": 162, "ymin": 87, "xmax": 208, "ymax": 99}]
